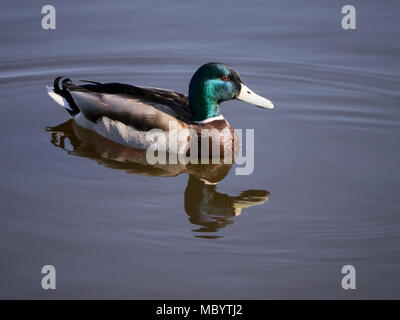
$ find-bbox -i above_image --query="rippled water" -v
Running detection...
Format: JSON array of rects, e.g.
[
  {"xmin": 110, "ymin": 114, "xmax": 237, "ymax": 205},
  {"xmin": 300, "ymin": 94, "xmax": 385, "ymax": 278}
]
[{"xmin": 1, "ymin": 0, "xmax": 400, "ymax": 298}]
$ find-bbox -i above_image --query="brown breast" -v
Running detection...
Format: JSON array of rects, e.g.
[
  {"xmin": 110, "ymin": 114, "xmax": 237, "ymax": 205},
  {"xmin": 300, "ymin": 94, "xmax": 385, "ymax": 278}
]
[{"xmin": 188, "ymin": 119, "xmax": 239, "ymax": 160}]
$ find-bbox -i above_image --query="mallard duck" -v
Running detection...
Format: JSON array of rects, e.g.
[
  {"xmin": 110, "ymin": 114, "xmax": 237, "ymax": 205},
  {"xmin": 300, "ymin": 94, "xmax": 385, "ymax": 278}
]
[{"xmin": 47, "ymin": 62, "xmax": 274, "ymax": 156}]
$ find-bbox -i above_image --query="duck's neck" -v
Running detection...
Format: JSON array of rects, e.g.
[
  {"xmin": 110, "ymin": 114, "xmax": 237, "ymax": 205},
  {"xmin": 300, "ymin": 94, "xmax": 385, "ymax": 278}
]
[{"xmin": 189, "ymin": 92, "xmax": 221, "ymax": 122}]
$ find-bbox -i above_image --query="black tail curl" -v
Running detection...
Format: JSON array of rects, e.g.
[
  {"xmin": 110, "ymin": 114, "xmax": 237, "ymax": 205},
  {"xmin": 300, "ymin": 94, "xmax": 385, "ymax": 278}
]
[{"xmin": 53, "ymin": 76, "xmax": 80, "ymax": 116}]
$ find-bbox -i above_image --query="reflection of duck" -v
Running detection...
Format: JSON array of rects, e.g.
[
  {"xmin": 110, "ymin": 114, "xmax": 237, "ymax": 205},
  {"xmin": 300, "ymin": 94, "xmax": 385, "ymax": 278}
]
[
  {"xmin": 46, "ymin": 120, "xmax": 270, "ymax": 238},
  {"xmin": 47, "ymin": 63, "xmax": 274, "ymax": 157},
  {"xmin": 185, "ymin": 176, "xmax": 269, "ymax": 238}
]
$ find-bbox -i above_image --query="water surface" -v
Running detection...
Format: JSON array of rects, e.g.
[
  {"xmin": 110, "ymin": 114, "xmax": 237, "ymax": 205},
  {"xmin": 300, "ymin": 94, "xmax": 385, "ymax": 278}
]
[{"xmin": 0, "ymin": 0, "xmax": 400, "ymax": 299}]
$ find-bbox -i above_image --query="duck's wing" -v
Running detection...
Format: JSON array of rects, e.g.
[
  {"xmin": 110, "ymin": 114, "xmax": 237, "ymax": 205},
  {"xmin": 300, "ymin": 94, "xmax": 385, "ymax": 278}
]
[{"xmin": 61, "ymin": 80, "xmax": 192, "ymax": 131}]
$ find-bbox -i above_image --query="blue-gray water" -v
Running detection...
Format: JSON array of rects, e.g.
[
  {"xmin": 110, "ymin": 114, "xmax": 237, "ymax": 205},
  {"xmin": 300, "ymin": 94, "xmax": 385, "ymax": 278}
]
[{"xmin": 1, "ymin": 0, "xmax": 399, "ymax": 299}]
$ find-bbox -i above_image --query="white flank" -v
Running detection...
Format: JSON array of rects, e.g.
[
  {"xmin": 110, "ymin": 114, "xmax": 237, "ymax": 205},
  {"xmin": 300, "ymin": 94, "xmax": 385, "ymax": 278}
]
[{"xmin": 74, "ymin": 114, "xmax": 151, "ymax": 150}]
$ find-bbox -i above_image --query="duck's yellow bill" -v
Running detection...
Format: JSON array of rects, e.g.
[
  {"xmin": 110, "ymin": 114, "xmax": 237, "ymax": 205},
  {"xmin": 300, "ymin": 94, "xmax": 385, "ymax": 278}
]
[{"xmin": 237, "ymin": 84, "xmax": 274, "ymax": 109}]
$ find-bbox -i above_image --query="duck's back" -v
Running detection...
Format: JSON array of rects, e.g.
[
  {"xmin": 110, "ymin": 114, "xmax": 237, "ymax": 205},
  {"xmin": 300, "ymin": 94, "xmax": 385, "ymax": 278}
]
[{"xmin": 77, "ymin": 82, "xmax": 192, "ymax": 124}]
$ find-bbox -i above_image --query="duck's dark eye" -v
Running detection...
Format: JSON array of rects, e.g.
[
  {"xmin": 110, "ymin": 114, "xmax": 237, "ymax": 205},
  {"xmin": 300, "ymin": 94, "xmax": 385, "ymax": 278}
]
[{"xmin": 221, "ymin": 75, "xmax": 229, "ymax": 82}]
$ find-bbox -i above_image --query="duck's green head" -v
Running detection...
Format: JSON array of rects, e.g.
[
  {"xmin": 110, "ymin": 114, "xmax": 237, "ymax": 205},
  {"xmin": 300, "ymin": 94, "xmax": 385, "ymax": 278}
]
[{"xmin": 189, "ymin": 62, "xmax": 274, "ymax": 122}]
